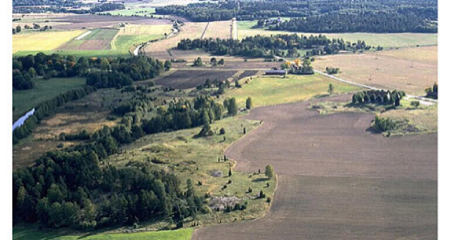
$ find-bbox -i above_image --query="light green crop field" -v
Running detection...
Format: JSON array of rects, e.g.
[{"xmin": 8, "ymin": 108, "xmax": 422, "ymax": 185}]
[
  {"xmin": 227, "ymin": 74, "xmax": 361, "ymax": 108},
  {"xmin": 106, "ymin": 7, "xmax": 156, "ymax": 16},
  {"xmin": 13, "ymin": 226, "xmax": 193, "ymax": 240},
  {"xmin": 236, "ymin": 21, "xmax": 437, "ymax": 48},
  {"xmin": 13, "ymin": 77, "xmax": 86, "ymax": 121}
]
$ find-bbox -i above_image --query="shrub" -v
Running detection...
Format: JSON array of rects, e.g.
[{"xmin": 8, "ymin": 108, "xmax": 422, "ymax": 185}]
[{"xmin": 219, "ymin": 128, "xmax": 226, "ymax": 135}]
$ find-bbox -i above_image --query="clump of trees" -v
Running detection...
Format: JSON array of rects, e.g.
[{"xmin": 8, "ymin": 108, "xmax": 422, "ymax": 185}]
[
  {"xmin": 223, "ymin": 97, "xmax": 238, "ymax": 116},
  {"xmin": 177, "ymin": 34, "xmax": 367, "ymax": 59},
  {"xmin": 193, "ymin": 57, "xmax": 203, "ymax": 67},
  {"xmin": 425, "ymin": 83, "xmax": 438, "ymax": 99},
  {"xmin": 326, "ymin": 67, "xmax": 339, "ymax": 75},
  {"xmin": 372, "ymin": 116, "xmax": 397, "ymax": 133},
  {"xmin": 351, "ymin": 90, "xmax": 406, "ymax": 106}
]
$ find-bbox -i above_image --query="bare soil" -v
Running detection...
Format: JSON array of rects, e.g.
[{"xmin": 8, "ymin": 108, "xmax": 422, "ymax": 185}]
[
  {"xmin": 193, "ymin": 95, "xmax": 437, "ymax": 239},
  {"xmin": 155, "ymin": 70, "xmax": 238, "ymax": 89}
]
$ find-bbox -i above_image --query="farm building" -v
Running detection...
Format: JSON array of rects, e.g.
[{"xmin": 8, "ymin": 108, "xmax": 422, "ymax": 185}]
[{"xmin": 265, "ymin": 70, "xmax": 286, "ymax": 75}]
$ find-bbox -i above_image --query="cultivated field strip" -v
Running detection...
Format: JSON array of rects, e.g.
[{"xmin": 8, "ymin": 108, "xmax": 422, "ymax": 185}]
[
  {"xmin": 193, "ymin": 97, "xmax": 437, "ymax": 240},
  {"xmin": 202, "ymin": 20, "xmax": 233, "ymax": 39},
  {"xmin": 144, "ymin": 22, "xmax": 208, "ymax": 59}
]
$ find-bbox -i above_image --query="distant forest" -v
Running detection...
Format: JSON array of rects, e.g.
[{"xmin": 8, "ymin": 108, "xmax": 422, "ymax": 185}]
[
  {"xmin": 12, "ymin": 0, "xmax": 124, "ymax": 14},
  {"xmin": 156, "ymin": 0, "xmax": 437, "ymax": 33}
]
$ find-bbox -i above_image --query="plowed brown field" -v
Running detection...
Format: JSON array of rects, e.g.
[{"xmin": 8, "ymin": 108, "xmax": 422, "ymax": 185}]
[{"xmin": 193, "ymin": 96, "xmax": 437, "ymax": 240}]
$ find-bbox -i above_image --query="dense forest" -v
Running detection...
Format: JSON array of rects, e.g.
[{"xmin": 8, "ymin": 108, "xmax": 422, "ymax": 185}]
[
  {"xmin": 270, "ymin": 12, "xmax": 437, "ymax": 33},
  {"xmin": 176, "ymin": 34, "xmax": 370, "ymax": 58},
  {"xmin": 13, "ymin": 53, "xmax": 170, "ymax": 90},
  {"xmin": 13, "ymin": 93, "xmax": 233, "ymax": 230},
  {"xmin": 156, "ymin": 0, "xmax": 437, "ymax": 33}
]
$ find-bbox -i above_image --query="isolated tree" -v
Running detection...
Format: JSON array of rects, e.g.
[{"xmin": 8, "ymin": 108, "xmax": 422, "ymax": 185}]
[
  {"xmin": 227, "ymin": 98, "xmax": 238, "ymax": 116},
  {"xmin": 246, "ymin": 97, "xmax": 253, "ymax": 110},
  {"xmin": 164, "ymin": 60, "xmax": 172, "ymax": 70},
  {"xmin": 16, "ymin": 25, "xmax": 21, "ymax": 33},
  {"xmin": 328, "ymin": 84, "xmax": 334, "ymax": 95},
  {"xmin": 218, "ymin": 58, "xmax": 225, "ymax": 65},
  {"xmin": 265, "ymin": 165, "xmax": 274, "ymax": 179},
  {"xmin": 411, "ymin": 101, "xmax": 420, "ymax": 108},
  {"xmin": 193, "ymin": 57, "xmax": 203, "ymax": 66},
  {"xmin": 210, "ymin": 57, "xmax": 217, "ymax": 66}
]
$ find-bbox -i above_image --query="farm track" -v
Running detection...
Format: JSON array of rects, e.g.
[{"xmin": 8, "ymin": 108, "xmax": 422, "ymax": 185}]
[
  {"xmin": 193, "ymin": 96, "xmax": 437, "ymax": 240},
  {"xmin": 201, "ymin": 22, "xmax": 210, "ymax": 39}
]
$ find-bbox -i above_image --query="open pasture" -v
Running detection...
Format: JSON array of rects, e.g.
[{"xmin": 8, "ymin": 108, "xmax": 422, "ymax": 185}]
[
  {"xmin": 58, "ymin": 28, "xmax": 119, "ymax": 50},
  {"xmin": 227, "ymin": 74, "xmax": 361, "ymax": 108},
  {"xmin": 312, "ymin": 46, "xmax": 437, "ymax": 96},
  {"xmin": 194, "ymin": 98, "xmax": 437, "ymax": 240},
  {"xmin": 202, "ymin": 20, "xmax": 233, "ymax": 39},
  {"xmin": 13, "ymin": 30, "xmax": 85, "ymax": 53},
  {"xmin": 144, "ymin": 22, "xmax": 208, "ymax": 59},
  {"xmin": 156, "ymin": 70, "xmax": 238, "ymax": 89}
]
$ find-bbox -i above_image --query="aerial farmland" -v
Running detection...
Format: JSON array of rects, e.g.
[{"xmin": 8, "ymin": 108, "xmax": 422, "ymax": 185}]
[{"xmin": 11, "ymin": 0, "xmax": 439, "ymax": 239}]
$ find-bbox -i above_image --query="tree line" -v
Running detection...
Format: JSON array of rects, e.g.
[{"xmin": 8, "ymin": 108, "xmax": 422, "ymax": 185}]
[
  {"xmin": 176, "ymin": 34, "xmax": 367, "ymax": 59},
  {"xmin": 351, "ymin": 90, "xmax": 406, "ymax": 106}
]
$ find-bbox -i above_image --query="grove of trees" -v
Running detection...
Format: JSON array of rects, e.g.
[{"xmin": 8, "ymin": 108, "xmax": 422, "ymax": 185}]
[{"xmin": 177, "ymin": 34, "xmax": 369, "ymax": 59}]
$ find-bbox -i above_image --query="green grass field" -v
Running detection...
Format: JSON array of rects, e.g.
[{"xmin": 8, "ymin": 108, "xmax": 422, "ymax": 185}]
[
  {"xmin": 227, "ymin": 74, "xmax": 361, "ymax": 108},
  {"xmin": 13, "ymin": 77, "xmax": 86, "ymax": 121},
  {"xmin": 106, "ymin": 7, "xmax": 156, "ymax": 16},
  {"xmin": 236, "ymin": 21, "xmax": 437, "ymax": 48},
  {"xmin": 13, "ymin": 226, "xmax": 193, "ymax": 240}
]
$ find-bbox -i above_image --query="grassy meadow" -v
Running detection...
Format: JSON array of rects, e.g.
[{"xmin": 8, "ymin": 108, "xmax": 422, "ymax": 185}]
[
  {"xmin": 13, "ymin": 77, "xmax": 86, "ymax": 121},
  {"xmin": 107, "ymin": 116, "xmax": 276, "ymax": 228},
  {"xmin": 14, "ymin": 226, "xmax": 193, "ymax": 240},
  {"xmin": 227, "ymin": 74, "xmax": 361, "ymax": 108}
]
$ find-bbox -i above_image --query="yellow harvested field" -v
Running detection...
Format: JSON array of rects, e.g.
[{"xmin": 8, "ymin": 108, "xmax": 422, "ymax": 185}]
[
  {"xmin": 375, "ymin": 45, "xmax": 437, "ymax": 64},
  {"xmin": 312, "ymin": 46, "xmax": 437, "ymax": 96},
  {"xmin": 13, "ymin": 30, "xmax": 86, "ymax": 53},
  {"xmin": 202, "ymin": 20, "xmax": 232, "ymax": 39},
  {"xmin": 118, "ymin": 24, "xmax": 173, "ymax": 36},
  {"xmin": 144, "ymin": 22, "xmax": 208, "ymax": 58}
]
